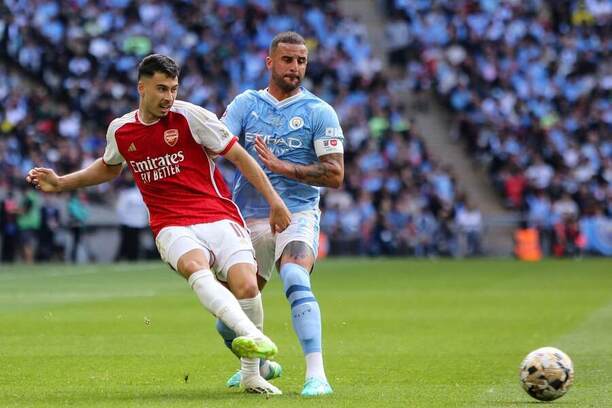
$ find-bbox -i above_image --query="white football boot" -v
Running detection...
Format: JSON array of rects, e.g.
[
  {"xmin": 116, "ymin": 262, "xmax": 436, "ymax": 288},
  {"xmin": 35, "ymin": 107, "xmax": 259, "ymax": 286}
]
[{"xmin": 241, "ymin": 375, "xmax": 283, "ymax": 395}]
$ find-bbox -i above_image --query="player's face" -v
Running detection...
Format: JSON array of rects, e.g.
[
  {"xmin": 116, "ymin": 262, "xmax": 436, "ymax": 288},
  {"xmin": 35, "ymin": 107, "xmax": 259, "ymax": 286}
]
[
  {"xmin": 267, "ymin": 43, "xmax": 308, "ymax": 93},
  {"xmin": 138, "ymin": 72, "xmax": 179, "ymax": 120}
]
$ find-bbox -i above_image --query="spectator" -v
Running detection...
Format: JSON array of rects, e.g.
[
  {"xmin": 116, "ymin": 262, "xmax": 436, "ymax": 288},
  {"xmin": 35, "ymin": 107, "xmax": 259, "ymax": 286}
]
[
  {"xmin": 526, "ymin": 189, "xmax": 553, "ymax": 254},
  {"xmin": 552, "ymin": 215, "xmax": 585, "ymax": 258},
  {"xmin": 371, "ymin": 211, "xmax": 398, "ymax": 256},
  {"xmin": 1, "ymin": 191, "xmax": 21, "ymax": 263},
  {"xmin": 67, "ymin": 192, "xmax": 89, "ymax": 263},
  {"xmin": 552, "ymin": 192, "xmax": 579, "ymax": 221},
  {"xmin": 115, "ymin": 181, "xmax": 149, "ymax": 261},
  {"xmin": 435, "ymin": 206, "xmax": 458, "ymax": 257},
  {"xmin": 456, "ymin": 200, "xmax": 483, "ymax": 257},
  {"xmin": 36, "ymin": 194, "xmax": 63, "ymax": 261},
  {"xmin": 525, "ymin": 155, "xmax": 554, "ymax": 190},
  {"xmin": 17, "ymin": 188, "xmax": 42, "ymax": 263},
  {"xmin": 385, "ymin": 14, "xmax": 412, "ymax": 69},
  {"xmin": 503, "ymin": 165, "xmax": 527, "ymax": 209},
  {"xmin": 413, "ymin": 209, "xmax": 438, "ymax": 257}
]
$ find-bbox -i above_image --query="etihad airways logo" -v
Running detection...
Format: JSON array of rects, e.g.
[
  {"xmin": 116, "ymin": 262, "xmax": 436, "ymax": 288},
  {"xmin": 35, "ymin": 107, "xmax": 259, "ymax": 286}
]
[
  {"xmin": 129, "ymin": 151, "xmax": 185, "ymax": 183},
  {"xmin": 245, "ymin": 132, "xmax": 303, "ymax": 156}
]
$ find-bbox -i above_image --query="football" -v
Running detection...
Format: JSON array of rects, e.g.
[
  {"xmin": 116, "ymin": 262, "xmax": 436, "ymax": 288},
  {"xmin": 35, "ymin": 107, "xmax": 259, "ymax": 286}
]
[{"xmin": 519, "ymin": 347, "xmax": 574, "ymax": 401}]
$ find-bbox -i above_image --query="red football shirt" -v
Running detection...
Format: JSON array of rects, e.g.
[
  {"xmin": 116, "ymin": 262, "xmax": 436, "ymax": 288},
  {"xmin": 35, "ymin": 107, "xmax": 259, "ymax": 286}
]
[{"xmin": 103, "ymin": 100, "xmax": 244, "ymax": 237}]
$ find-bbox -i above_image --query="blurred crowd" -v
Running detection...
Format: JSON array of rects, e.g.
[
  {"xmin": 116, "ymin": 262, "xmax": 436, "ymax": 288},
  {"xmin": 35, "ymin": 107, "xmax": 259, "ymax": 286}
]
[
  {"xmin": 385, "ymin": 0, "xmax": 611, "ymax": 256},
  {"xmin": 2, "ymin": 0, "xmax": 482, "ymax": 263}
]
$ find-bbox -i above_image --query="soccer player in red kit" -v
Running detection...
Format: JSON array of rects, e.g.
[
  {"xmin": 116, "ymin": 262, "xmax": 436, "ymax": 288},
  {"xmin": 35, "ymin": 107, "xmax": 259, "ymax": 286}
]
[{"xmin": 26, "ymin": 54, "xmax": 291, "ymax": 394}]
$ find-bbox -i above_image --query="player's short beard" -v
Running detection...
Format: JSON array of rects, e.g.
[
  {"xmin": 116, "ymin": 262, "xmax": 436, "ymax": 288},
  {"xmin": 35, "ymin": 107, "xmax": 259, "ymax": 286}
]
[{"xmin": 272, "ymin": 71, "xmax": 301, "ymax": 93}]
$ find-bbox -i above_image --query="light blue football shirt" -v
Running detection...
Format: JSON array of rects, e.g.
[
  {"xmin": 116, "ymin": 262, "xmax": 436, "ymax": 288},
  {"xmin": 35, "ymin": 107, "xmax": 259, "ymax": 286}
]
[{"xmin": 222, "ymin": 87, "xmax": 344, "ymax": 219}]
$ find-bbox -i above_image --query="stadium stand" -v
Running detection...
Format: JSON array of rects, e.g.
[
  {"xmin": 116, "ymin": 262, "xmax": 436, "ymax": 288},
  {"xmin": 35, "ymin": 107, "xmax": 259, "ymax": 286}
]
[
  {"xmin": 4, "ymin": 0, "xmax": 608, "ymax": 261},
  {"xmin": 383, "ymin": 0, "xmax": 611, "ymax": 256}
]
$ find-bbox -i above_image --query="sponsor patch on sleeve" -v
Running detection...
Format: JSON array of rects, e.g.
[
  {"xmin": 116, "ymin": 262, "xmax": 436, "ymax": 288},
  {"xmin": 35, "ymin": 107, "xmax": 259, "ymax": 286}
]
[{"xmin": 314, "ymin": 138, "xmax": 344, "ymax": 157}]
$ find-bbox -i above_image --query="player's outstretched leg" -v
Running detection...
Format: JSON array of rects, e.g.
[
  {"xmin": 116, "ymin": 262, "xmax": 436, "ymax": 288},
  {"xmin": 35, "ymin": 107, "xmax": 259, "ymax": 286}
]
[
  {"xmin": 188, "ymin": 269, "xmax": 277, "ymax": 360},
  {"xmin": 216, "ymin": 295, "xmax": 282, "ymax": 386},
  {"xmin": 216, "ymin": 320, "xmax": 281, "ymax": 394},
  {"xmin": 279, "ymin": 262, "xmax": 333, "ymax": 396}
]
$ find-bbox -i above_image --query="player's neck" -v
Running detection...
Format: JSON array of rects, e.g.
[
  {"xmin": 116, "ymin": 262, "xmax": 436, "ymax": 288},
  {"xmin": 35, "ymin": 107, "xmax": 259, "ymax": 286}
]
[
  {"xmin": 267, "ymin": 84, "xmax": 301, "ymax": 102},
  {"xmin": 138, "ymin": 106, "xmax": 159, "ymax": 125}
]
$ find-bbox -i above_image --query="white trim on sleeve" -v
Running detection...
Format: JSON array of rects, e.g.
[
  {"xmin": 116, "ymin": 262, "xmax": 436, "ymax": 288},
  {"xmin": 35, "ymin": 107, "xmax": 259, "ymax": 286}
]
[
  {"xmin": 314, "ymin": 139, "xmax": 344, "ymax": 157},
  {"xmin": 172, "ymin": 100, "xmax": 235, "ymax": 154},
  {"xmin": 103, "ymin": 112, "xmax": 136, "ymax": 165}
]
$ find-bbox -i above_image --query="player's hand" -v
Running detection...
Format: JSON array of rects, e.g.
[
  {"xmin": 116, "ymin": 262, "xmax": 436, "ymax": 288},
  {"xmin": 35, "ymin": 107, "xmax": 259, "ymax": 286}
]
[
  {"xmin": 269, "ymin": 200, "xmax": 291, "ymax": 234},
  {"xmin": 26, "ymin": 167, "xmax": 62, "ymax": 193},
  {"xmin": 254, "ymin": 136, "xmax": 292, "ymax": 176}
]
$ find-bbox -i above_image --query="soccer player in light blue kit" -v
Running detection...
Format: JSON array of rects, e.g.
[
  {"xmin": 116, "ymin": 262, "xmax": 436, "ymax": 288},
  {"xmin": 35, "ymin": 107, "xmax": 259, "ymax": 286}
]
[{"xmin": 218, "ymin": 31, "xmax": 344, "ymax": 396}]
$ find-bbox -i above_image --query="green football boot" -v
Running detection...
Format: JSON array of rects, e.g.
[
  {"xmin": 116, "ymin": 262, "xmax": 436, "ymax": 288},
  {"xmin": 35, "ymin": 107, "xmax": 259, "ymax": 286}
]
[{"xmin": 231, "ymin": 335, "xmax": 278, "ymax": 360}]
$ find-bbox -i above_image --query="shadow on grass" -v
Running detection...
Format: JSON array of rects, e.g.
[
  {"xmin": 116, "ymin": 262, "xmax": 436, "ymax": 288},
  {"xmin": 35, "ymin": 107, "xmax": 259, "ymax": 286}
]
[
  {"xmin": 491, "ymin": 400, "xmax": 573, "ymax": 405},
  {"xmin": 19, "ymin": 388, "xmax": 285, "ymax": 405}
]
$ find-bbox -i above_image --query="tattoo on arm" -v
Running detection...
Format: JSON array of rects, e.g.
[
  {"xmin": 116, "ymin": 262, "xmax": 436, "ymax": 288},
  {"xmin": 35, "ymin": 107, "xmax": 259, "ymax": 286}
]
[{"xmin": 292, "ymin": 153, "xmax": 344, "ymax": 188}]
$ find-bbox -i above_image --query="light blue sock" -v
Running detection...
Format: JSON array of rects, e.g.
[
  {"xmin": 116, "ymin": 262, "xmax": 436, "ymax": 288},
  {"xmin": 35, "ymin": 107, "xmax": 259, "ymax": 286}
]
[
  {"xmin": 215, "ymin": 318, "xmax": 236, "ymax": 351},
  {"xmin": 280, "ymin": 263, "xmax": 322, "ymax": 355}
]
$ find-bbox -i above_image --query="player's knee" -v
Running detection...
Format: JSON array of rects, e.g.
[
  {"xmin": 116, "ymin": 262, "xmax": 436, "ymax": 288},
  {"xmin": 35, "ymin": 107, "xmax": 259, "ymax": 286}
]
[
  {"xmin": 231, "ymin": 281, "xmax": 259, "ymax": 299},
  {"xmin": 178, "ymin": 259, "xmax": 209, "ymax": 276},
  {"xmin": 280, "ymin": 242, "xmax": 314, "ymax": 270},
  {"xmin": 227, "ymin": 263, "xmax": 259, "ymax": 299}
]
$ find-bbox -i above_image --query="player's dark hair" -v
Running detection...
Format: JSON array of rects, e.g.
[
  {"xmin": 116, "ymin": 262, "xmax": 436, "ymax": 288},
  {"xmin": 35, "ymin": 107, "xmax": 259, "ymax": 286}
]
[
  {"xmin": 137, "ymin": 54, "xmax": 180, "ymax": 80},
  {"xmin": 269, "ymin": 31, "xmax": 306, "ymax": 54}
]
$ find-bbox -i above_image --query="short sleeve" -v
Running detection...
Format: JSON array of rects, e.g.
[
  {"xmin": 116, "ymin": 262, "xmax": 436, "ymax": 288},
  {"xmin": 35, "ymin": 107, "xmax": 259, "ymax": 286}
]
[
  {"xmin": 312, "ymin": 103, "xmax": 344, "ymax": 157},
  {"xmin": 179, "ymin": 102, "xmax": 238, "ymax": 155},
  {"xmin": 102, "ymin": 120, "xmax": 125, "ymax": 165},
  {"xmin": 221, "ymin": 93, "xmax": 251, "ymax": 137}
]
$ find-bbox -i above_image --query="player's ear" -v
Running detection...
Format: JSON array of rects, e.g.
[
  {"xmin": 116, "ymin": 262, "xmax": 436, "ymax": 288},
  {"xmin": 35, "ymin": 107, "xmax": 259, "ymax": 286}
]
[
  {"xmin": 265, "ymin": 56, "xmax": 273, "ymax": 70},
  {"xmin": 137, "ymin": 80, "xmax": 145, "ymax": 97}
]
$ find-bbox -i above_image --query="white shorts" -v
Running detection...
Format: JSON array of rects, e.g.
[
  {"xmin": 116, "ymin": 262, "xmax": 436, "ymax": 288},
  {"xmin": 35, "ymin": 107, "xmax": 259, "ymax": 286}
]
[
  {"xmin": 248, "ymin": 209, "xmax": 320, "ymax": 282},
  {"xmin": 155, "ymin": 220, "xmax": 256, "ymax": 282}
]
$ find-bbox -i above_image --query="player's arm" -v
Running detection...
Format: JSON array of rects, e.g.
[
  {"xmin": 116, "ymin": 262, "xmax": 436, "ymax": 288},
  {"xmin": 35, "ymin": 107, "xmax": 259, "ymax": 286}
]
[
  {"xmin": 27, "ymin": 119, "xmax": 126, "ymax": 193},
  {"xmin": 26, "ymin": 159, "xmax": 122, "ymax": 193},
  {"xmin": 224, "ymin": 142, "xmax": 291, "ymax": 233},
  {"xmin": 254, "ymin": 136, "xmax": 344, "ymax": 188},
  {"xmin": 292, "ymin": 153, "xmax": 344, "ymax": 188}
]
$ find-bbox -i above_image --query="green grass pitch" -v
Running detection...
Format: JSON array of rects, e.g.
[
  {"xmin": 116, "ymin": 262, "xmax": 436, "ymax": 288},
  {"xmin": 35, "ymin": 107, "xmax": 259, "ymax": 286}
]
[{"xmin": 1, "ymin": 259, "xmax": 611, "ymax": 407}]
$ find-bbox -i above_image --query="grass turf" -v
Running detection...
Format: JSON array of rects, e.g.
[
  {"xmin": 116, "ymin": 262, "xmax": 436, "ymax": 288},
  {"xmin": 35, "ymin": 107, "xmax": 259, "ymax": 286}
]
[{"xmin": 1, "ymin": 259, "xmax": 611, "ymax": 407}]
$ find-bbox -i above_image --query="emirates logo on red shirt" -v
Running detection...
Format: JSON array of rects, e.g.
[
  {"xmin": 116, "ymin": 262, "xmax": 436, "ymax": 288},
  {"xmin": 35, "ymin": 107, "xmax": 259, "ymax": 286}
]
[{"xmin": 164, "ymin": 129, "xmax": 179, "ymax": 146}]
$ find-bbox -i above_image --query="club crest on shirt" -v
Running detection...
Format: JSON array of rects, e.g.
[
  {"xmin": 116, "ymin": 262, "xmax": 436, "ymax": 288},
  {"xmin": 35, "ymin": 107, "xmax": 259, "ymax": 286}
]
[
  {"xmin": 164, "ymin": 129, "xmax": 179, "ymax": 146},
  {"xmin": 289, "ymin": 116, "xmax": 304, "ymax": 130}
]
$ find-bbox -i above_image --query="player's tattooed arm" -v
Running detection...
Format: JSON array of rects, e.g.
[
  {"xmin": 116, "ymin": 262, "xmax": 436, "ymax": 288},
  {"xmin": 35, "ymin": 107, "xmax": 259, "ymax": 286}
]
[
  {"xmin": 292, "ymin": 153, "xmax": 344, "ymax": 188},
  {"xmin": 254, "ymin": 136, "xmax": 344, "ymax": 188}
]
